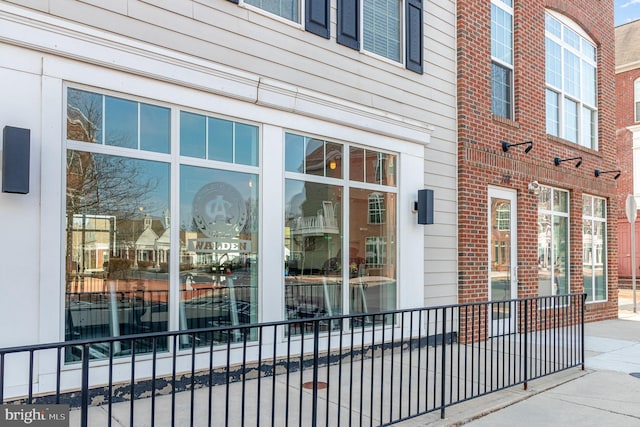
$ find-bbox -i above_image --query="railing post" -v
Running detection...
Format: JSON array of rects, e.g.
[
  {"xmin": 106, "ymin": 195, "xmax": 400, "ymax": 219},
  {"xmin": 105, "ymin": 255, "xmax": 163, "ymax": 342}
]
[
  {"xmin": 81, "ymin": 344, "xmax": 90, "ymax": 427},
  {"xmin": 440, "ymin": 306, "xmax": 447, "ymax": 419},
  {"xmin": 312, "ymin": 320, "xmax": 320, "ymax": 427},
  {"xmin": 523, "ymin": 299, "xmax": 528, "ymax": 391},
  {"xmin": 581, "ymin": 293, "xmax": 586, "ymax": 371}
]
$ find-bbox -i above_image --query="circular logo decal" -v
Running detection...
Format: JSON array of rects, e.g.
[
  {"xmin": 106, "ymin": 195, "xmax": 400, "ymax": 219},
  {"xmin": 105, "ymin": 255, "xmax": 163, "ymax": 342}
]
[{"xmin": 192, "ymin": 182, "xmax": 248, "ymax": 238}]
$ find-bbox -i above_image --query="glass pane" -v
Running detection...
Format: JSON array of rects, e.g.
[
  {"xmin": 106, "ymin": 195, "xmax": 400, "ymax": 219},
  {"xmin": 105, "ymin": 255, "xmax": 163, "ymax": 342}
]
[
  {"xmin": 582, "ymin": 195, "xmax": 593, "ymax": 217},
  {"xmin": 245, "ymin": 0, "xmax": 299, "ymax": 21},
  {"xmin": 208, "ymin": 117, "xmax": 233, "ymax": 163},
  {"xmin": 491, "ymin": 3, "xmax": 513, "ymax": 64},
  {"xmin": 563, "ymin": 51, "xmax": 580, "ymax": 99},
  {"xmin": 140, "ymin": 103, "xmax": 170, "ymax": 154},
  {"xmin": 492, "ymin": 62, "xmax": 512, "ymax": 119},
  {"xmin": 326, "ymin": 142, "xmax": 343, "ymax": 179},
  {"xmin": 235, "ymin": 122, "xmax": 259, "ymax": 166},
  {"xmin": 553, "ymin": 216, "xmax": 569, "ymax": 295},
  {"xmin": 582, "ymin": 39, "xmax": 596, "ymax": 61},
  {"xmin": 582, "ymin": 62, "xmax": 596, "ymax": 106},
  {"xmin": 65, "ymin": 151, "xmax": 170, "ymax": 361},
  {"xmin": 350, "ymin": 188, "xmax": 396, "ymax": 315},
  {"xmin": 545, "ymin": 38, "xmax": 562, "ymax": 88},
  {"xmin": 350, "ymin": 147, "xmax": 365, "ymax": 182},
  {"xmin": 538, "ymin": 186, "xmax": 551, "ymax": 211},
  {"xmin": 581, "ymin": 107, "xmax": 596, "ymax": 149},
  {"xmin": 180, "ymin": 111, "xmax": 206, "ymax": 159},
  {"xmin": 305, "ymin": 138, "xmax": 324, "ymax": 176},
  {"xmin": 490, "ymin": 198, "xmax": 512, "ymax": 302},
  {"xmin": 179, "ymin": 166, "xmax": 259, "ymax": 346},
  {"xmin": 546, "ymin": 89, "xmax": 559, "ymax": 136},
  {"xmin": 67, "ymin": 88, "xmax": 103, "ymax": 143},
  {"xmin": 594, "ymin": 221, "xmax": 606, "ymax": 300},
  {"xmin": 583, "ymin": 219, "xmax": 593, "ymax": 302},
  {"xmin": 365, "ymin": 150, "xmax": 382, "ymax": 184},
  {"xmin": 595, "ymin": 198, "xmax": 606, "ymax": 219},
  {"xmin": 563, "ymin": 26, "xmax": 581, "ymax": 50},
  {"xmin": 538, "ymin": 213, "xmax": 552, "ymax": 296},
  {"xmin": 285, "ymin": 133, "xmax": 305, "ymax": 173},
  {"xmin": 381, "ymin": 153, "xmax": 396, "ymax": 186},
  {"xmin": 564, "ymin": 98, "xmax": 578, "ymax": 143},
  {"xmin": 363, "ymin": 0, "xmax": 401, "ymax": 62},
  {"xmin": 553, "ymin": 189, "xmax": 568, "ymax": 213},
  {"xmin": 105, "ymin": 96, "xmax": 137, "ymax": 149},
  {"xmin": 545, "ymin": 13, "xmax": 561, "ymax": 38},
  {"xmin": 284, "ymin": 180, "xmax": 343, "ymax": 332}
]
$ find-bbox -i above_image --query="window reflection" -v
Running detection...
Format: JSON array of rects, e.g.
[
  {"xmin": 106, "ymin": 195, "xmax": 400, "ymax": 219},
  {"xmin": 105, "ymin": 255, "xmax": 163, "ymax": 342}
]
[
  {"xmin": 284, "ymin": 180, "xmax": 343, "ymax": 331},
  {"xmin": 65, "ymin": 151, "xmax": 170, "ymax": 361},
  {"xmin": 179, "ymin": 166, "xmax": 259, "ymax": 346},
  {"xmin": 583, "ymin": 195, "xmax": 607, "ymax": 302}
]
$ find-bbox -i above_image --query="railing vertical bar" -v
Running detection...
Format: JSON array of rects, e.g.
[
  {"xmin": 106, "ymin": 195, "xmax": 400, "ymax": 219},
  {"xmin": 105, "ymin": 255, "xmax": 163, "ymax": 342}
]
[
  {"xmin": 285, "ymin": 326, "xmax": 292, "ymax": 427},
  {"xmin": 483, "ymin": 306, "xmax": 487, "ymax": 395},
  {"xmin": 56, "ymin": 347, "xmax": 62, "ymax": 405},
  {"xmin": 440, "ymin": 306, "xmax": 447, "ymax": 419},
  {"xmin": 349, "ymin": 318, "xmax": 355, "ymax": 427},
  {"xmin": 241, "ymin": 328, "xmax": 248, "ymax": 427},
  {"xmin": 390, "ymin": 313, "xmax": 395, "ymax": 423},
  {"xmin": 416, "ymin": 310, "xmax": 422, "ymax": 413},
  {"xmin": 190, "ymin": 334, "xmax": 196, "ymax": 427},
  {"xmin": 368, "ymin": 315, "xmax": 375, "ymax": 427},
  {"xmin": 299, "ymin": 323, "xmax": 305, "ymax": 427},
  {"xmin": 150, "ymin": 339, "xmax": 157, "ymax": 427},
  {"xmin": 425, "ymin": 309, "xmax": 430, "ymax": 411},
  {"xmin": 581, "ymin": 293, "xmax": 585, "ymax": 370},
  {"xmin": 523, "ymin": 299, "xmax": 528, "ymax": 390},
  {"xmin": 398, "ymin": 312, "xmax": 405, "ymax": 419},
  {"xmin": 0, "ymin": 353, "xmax": 4, "ymax": 404},
  {"xmin": 489, "ymin": 303, "xmax": 493, "ymax": 393},
  {"xmin": 81, "ymin": 344, "xmax": 89, "ymax": 427},
  {"xmin": 257, "ymin": 326, "xmax": 264, "ymax": 427},
  {"xmin": 208, "ymin": 339, "xmax": 214, "ymax": 427},
  {"xmin": 338, "ymin": 321, "xmax": 344, "ymax": 427},
  {"xmin": 225, "ymin": 331, "xmax": 231, "ymax": 427},
  {"xmin": 326, "ymin": 323, "xmax": 332, "ymax": 427},
  {"xmin": 171, "ymin": 335, "xmax": 177, "ymax": 427},
  {"xmin": 379, "ymin": 314, "xmax": 385, "ymax": 424},
  {"xmin": 312, "ymin": 320, "xmax": 320, "ymax": 427},
  {"xmin": 463, "ymin": 305, "xmax": 468, "ymax": 401},
  {"xmin": 28, "ymin": 350, "xmax": 33, "ymax": 404},
  {"xmin": 408, "ymin": 312, "xmax": 414, "ymax": 417},
  {"xmin": 108, "ymin": 342, "xmax": 114, "ymax": 427},
  {"xmin": 449, "ymin": 308, "xmax": 454, "ymax": 404},
  {"xmin": 360, "ymin": 315, "xmax": 366, "ymax": 427},
  {"xmin": 432, "ymin": 308, "xmax": 437, "ymax": 410},
  {"xmin": 272, "ymin": 326, "xmax": 278, "ymax": 427},
  {"xmin": 130, "ymin": 339, "xmax": 136, "ymax": 427}
]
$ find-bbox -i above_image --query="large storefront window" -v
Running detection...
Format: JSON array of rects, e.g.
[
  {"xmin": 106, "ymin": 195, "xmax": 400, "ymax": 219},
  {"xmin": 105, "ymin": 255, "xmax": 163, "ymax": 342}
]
[
  {"xmin": 284, "ymin": 133, "xmax": 397, "ymax": 330},
  {"xmin": 583, "ymin": 195, "xmax": 607, "ymax": 302},
  {"xmin": 537, "ymin": 186, "xmax": 569, "ymax": 296},
  {"xmin": 65, "ymin": 87, "xmax": 259, "ymax": 359}
]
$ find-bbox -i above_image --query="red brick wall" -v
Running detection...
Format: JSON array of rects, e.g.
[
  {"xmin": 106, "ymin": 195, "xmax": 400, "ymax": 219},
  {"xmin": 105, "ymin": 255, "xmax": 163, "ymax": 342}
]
[{"xmin": 457, "ymin": 0, "xmax": 618, "ymax": 323}]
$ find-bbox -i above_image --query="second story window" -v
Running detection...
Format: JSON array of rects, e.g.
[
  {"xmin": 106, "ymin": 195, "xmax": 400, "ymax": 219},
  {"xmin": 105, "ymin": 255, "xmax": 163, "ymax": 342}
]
[
  {"xmin": 244, "ymin": 0, "xmax": 299, "ymax": 22},
  {"xmin": 545, "ymin": 11, "xmax": 597, "ymax": 149},
  {"xmin": 491, "ymin": 0, "xmax": 513, "ymax": 119},
  {"xmin": 337, "ymin": 0, "xmax": 423, "ymax": 73}
]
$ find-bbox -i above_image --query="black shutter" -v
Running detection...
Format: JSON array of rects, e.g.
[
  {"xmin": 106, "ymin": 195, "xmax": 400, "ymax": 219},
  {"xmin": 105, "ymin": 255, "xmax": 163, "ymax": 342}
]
[
  {"xmin": 405, "ymin": 0, "xmax": 423, "ymax": 74},
  {"xmin": 337, "ymin": 0, "xmax": 360, "ymax": 50},
  {"xmin": 306, "ymin": 0, "xmax": 330, "ymax": 38}
]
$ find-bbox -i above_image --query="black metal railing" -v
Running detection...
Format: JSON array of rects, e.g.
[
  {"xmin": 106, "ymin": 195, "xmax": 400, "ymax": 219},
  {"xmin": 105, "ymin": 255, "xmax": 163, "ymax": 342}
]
[{"xmin": 0, "ymin": 294, "xmax": 585, "ymax": 426}]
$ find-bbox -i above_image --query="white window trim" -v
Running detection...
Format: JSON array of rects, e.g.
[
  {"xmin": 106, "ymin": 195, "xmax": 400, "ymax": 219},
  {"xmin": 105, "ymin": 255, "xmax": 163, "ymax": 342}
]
[
  {"xmin": 582, "ymin": 194, "xmax": 607, "ymax": 303},
  {"xmin": 544, "ymin": 10, "xmax": 598, "ymax": 149},
  {"xmin": 491, "ymin": 0, "xmax": 514, "ymax": 119},
  {"xmin": 360, "ymin": 0, "xmax": 406, "ymax": 66},
  {"xmin": 239, "ymin": 0, "xmax": 305, "ymax": 28}
]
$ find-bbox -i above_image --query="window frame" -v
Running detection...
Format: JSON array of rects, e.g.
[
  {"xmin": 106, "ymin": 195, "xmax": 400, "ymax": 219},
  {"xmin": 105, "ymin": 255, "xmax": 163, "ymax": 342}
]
[
  {"xmin": 544, "ymin": 10, "xmax": 598, "ymax": 149},
  {"xmin": 491, "ymin": 0, "xmax": 514, "ymax": 120},
  {"xmin": 582, "ymin": 195, "xmax": 607, "ymax": 303}
]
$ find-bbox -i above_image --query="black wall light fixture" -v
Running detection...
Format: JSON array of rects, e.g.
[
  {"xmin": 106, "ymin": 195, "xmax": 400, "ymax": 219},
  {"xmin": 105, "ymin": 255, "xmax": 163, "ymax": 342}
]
[
  {"xmin": 501, "ymin": 140, "xmax": 533, "ymax": 153},
  {"xmin": 554, "ymin": 156, "xmax": 582, "ymax": 168},
  {"xmin": 594, "ymin": 169, "xmax": 621, "ymax": 179},
  {"xmin": 414, "ymin": 189, "xmax": 434, "ymax": 225},
  {"xmin": 2, "ymin": 126, "xmax": 30, "ymax": 194}
]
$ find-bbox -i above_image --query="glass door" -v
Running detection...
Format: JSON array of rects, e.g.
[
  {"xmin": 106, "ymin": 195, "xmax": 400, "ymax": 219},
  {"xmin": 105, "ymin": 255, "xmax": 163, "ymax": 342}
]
[{"xmin": 488, "ymin": 187, "xmax": 517, "ymax": 336}]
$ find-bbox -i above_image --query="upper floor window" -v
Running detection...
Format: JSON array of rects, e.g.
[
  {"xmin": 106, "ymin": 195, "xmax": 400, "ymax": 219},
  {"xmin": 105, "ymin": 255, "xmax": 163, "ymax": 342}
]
[
  {"xmin": 337, "ymin": 0, "xmax": 423, "ymax": 73},
  {"xmin": 635, "ymin": 78, "xmax": 640, "ymax": 122},
  {"xmin": 491, "ymin": 0, "xmax": 513, "ymax": 119},
  {"xmin": 545, "ymin": 11, "xmax": 597, "ymax": 149},
  {"xmin": 244, "ymin": 0, "xmax": 299, "ymax": 22}
]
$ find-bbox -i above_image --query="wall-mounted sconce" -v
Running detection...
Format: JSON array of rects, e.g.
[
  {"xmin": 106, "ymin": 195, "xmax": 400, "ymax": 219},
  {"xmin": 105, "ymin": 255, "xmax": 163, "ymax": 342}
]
[
  {"xmin": 414, "ymin": 189, "xmax": 434, "ymax": 224},
  {"xmin": 554, "ymin": 156, "xmax": 582, "ymax": 168},
  {"xmin": 594, "ymin": 169, "xmax": 621, "ymax": 179},
  {"xmin": 528, "ymin": 181, "xmax": 541, "ymax": 195},
  {"xmin": 2, "ymin": 126, "xmax": 30, "ymax": 194},
  {"xmin": 501, "ymin": 140, "xmax": 533, "ymax": 153}
]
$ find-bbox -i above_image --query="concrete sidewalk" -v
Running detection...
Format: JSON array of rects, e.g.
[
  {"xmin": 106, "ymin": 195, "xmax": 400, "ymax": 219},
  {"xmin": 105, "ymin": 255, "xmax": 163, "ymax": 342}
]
[{"xmin": 398, "ymin": 290, "xmax": 640, "ymax": 426}]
